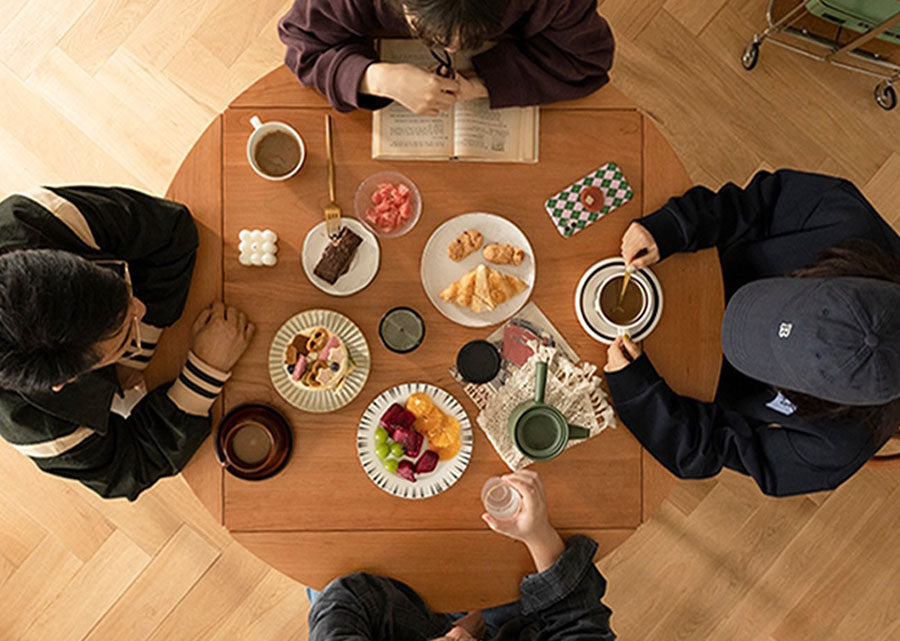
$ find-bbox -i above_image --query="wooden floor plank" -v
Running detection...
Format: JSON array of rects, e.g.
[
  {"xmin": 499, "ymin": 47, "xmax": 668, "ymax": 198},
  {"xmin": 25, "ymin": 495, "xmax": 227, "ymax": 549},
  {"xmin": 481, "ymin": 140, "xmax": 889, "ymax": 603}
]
[
  {"xmin": 0, "ymin": 445, "xmax": 115, "ymax": 562},
  {"xmin": 59, "ymin": 0, "xmax": 160, "ymax": 75},
  {"xmin": 0, "ymin": 0, "xmax": 93, "ymax": 79},
  {"xmin": 20, "ymin": 531, "xmax": 150, "ymax": 641},
  {"xmin": 145, "ymin": 541, "xmax": 271, "ymax": 641},
  {"xmin": 84, "ymin": 525, "xmax": 221, "ymax": 641},
  {"xmin": 0, "ymin": 492, "xmax": 47, "ymax": 566},
  {"xmin": 0, "ymin": 535, "xmax": 83, "ymax": 640}
]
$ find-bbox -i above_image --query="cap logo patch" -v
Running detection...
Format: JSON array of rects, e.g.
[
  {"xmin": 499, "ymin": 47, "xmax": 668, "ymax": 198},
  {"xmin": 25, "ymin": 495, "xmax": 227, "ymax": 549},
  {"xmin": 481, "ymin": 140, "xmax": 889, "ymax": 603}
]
[{"xmin": 778, "ymin": 322, "xmax": 793, "ymax": 339}]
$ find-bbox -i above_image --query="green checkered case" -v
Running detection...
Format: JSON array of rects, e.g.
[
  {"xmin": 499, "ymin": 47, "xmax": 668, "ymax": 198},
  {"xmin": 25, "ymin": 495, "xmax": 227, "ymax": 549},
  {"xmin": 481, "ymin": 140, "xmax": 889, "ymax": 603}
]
[{"xmin": 544, "ymin": 162, "xmax": 634, "ymax": 238}]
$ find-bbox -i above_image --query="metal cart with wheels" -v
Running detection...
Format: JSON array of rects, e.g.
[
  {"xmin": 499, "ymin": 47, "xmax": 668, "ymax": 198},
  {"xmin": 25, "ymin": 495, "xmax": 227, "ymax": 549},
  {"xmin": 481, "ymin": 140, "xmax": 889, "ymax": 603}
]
[{"xmin": 742, "ymin": 0, "xmax": 900, "ymax": 110}]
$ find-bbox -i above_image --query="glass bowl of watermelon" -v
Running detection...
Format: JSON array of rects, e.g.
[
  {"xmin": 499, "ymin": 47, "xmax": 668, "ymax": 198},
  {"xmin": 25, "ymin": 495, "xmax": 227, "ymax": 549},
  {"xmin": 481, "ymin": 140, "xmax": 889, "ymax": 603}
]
[{"xmin": 354, "ymin": 171, "xmax": 422, "ymax": 238}]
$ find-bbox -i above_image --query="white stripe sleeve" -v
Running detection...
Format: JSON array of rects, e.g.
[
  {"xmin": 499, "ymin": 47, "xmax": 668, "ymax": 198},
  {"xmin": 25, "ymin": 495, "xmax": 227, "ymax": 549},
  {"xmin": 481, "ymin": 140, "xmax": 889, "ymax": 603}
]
[
  {"xmin": 167, "ymin": 351, "xmax": 231, "ymax": 416},
  {"xmin": 117, "ymin": 323, "xmax": 163, "ymax": 371}
]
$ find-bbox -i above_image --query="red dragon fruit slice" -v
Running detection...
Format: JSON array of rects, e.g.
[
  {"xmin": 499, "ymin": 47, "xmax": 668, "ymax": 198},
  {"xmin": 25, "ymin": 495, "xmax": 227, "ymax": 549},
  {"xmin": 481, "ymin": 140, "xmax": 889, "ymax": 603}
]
[
  {"xmin": 397, "ymin": 460, "xmax": 416, "ymax": 482},
  {"xmin": 403, "ymin": 430, "xmax": 424, "ymax": 458},
  {"xmin": 379, "ymin": 403, "xmax": 416, "ymax": 429},
  {"xmin": 415, "ymin": 450, "xmax": 439, "ymax": 474}
]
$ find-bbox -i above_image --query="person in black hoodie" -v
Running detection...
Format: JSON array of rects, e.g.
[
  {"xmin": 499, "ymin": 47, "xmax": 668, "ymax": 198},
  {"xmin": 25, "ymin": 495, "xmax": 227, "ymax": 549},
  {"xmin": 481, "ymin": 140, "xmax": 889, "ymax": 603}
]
[{"xmin": 604, "ymin": 169, "xmax": 900, "ymax": 497}]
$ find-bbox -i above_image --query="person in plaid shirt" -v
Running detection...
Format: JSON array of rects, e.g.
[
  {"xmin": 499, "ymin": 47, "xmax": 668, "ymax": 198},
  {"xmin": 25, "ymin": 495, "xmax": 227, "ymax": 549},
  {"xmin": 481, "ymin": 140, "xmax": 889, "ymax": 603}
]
[{"xmin": 306, "ymin": 470, "xmax": 616, "ymax": 641}]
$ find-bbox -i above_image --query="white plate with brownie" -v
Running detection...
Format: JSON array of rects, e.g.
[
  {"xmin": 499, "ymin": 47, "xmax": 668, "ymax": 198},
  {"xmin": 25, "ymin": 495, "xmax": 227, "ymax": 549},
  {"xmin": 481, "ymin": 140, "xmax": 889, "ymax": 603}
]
[
  {"xmin": 302, "ymin": 217, "xmax": 380, "ymax": 296},
  {"xmin": 420, "ymin": 213, "xmax": 535, "ymax": 327},
  {"xmin": 268, "ymin": 309, "xmax": 371, "ymax": 413}
]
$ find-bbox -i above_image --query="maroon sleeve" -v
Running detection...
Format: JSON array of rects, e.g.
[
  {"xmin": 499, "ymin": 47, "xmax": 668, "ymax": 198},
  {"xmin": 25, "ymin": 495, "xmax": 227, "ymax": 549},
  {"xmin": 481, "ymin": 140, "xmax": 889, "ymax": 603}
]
[
  {"xmin": 278, "ymin": 0, "xmax": 392, "ymax": 112},
  {"xmin": 471, "ymin": 0, "xmax": 615, "ymax": 108}
]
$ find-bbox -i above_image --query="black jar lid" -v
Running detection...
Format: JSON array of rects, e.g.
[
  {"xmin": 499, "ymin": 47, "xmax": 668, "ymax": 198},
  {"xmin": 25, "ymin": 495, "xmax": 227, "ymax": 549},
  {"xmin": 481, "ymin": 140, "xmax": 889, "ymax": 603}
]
[
  {"xmin": 379, "ymin": 307, "xmax": 425, "ymax": 354},
  {"xmin": 456, "ymin": 340, "xmax": 501, "ymax": 384}
]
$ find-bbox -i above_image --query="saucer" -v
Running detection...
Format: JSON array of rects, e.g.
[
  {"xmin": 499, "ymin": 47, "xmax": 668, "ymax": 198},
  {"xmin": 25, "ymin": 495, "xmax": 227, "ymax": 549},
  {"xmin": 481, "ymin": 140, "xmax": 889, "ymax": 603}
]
[
  {"xmin": 301, "ymin": 217, "xmax": 380, "ymax": 297},
  {"xmin": 575, "ymin": 258, "xmax": 663, "ymax": 344},
  {"xmin": 215, "ymin": 404, "xmax": 293, "ymax": 481}
]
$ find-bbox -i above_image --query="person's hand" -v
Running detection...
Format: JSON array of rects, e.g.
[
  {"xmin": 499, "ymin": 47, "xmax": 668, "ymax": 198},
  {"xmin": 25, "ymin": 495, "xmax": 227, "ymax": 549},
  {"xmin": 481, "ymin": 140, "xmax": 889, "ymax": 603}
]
[
  {"xmin": 116, "ymin": 364, "xmax": 145, "ymax": 391},
  {"xmin": 482, "ymin": 470, "xmax": 550, "ymax": 544},
  {"xmin": 455, "ymin": 73, "xmax": 488, "ymax": 102},
  {"xmin": 361, "ymin": 63, "xmax": 459, "ymax": 115},
  {"xmin": 446, "ymin": 611, "xmax": 485, "ymax": 640},
  {"xmin": 190, "ymin": 302, "xmax": 255, "ymax": 372},
  {"xmin": 483, "ymin": 470, "xmax": 565, "ymax": 573},
  {"xmin": 604, "ymin": 335, "xmax": 642, "ymax": 373},
  {"xmin": 621, "ymin": 222, "xmax": 660, "ymax": 270}
]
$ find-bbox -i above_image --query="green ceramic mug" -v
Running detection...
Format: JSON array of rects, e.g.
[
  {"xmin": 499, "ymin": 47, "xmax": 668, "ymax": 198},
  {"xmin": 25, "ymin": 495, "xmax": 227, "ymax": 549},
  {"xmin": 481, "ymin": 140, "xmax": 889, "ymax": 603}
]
[{"xmin": 508, "ymin": 361, "xmax": 591, "ymax": 461}]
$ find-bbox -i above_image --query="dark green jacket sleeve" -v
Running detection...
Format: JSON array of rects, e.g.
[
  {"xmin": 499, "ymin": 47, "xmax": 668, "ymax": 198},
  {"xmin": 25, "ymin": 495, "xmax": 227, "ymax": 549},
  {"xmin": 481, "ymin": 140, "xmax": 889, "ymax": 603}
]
[
  {"xmin": 47, "ymin": 186, "xmax": 198, "ymax": 327},
  {"xmin": 26, "ymin": 390, "xmax": 211, "ymax": 500}
]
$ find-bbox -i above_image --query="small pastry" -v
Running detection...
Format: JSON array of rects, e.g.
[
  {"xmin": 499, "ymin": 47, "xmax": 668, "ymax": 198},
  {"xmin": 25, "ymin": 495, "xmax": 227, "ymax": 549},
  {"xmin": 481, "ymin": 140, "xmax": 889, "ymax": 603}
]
[
  {"xmin": 440, "ymin": 264, "xmax": 526, "ymax": 313},
  {"xmin": 447, "ymin": 230, "xmax": 483, "ymax": 262},
  {"xmin": 483, "ymin": 243, "xmax": 525, "ymax": 266},
  {"xmin": 306, "ymin": 328, "xmax": 329, "ymax": 352}
]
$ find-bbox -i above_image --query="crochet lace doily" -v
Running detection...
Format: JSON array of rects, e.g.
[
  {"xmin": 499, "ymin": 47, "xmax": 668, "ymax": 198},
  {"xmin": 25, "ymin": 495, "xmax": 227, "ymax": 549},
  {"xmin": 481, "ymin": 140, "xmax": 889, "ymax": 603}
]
[{"xmin": 476, "ymin": 341, "xmax": 615, "ymax": 470}]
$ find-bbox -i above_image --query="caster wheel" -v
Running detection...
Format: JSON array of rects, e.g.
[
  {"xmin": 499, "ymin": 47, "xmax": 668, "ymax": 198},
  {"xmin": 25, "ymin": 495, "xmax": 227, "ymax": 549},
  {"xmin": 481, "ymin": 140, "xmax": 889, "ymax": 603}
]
[
  {"xmin": 875, "ymin": 83, "xmax": 897, "ymax": 110},
  {"xmin": 742, "ymin": 42, "xmax": 760, "ymax": 70}
]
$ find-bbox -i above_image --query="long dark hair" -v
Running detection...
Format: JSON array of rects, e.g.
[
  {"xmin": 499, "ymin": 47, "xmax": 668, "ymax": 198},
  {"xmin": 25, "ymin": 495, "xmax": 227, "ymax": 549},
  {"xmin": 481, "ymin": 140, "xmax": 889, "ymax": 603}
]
[
  {"xmin": 0, "ymin": 249, "xmax": 130, "ymax": 392},
  {"xmin": 379, "ymin": 0, "xmax": 505, "ymax": 50},
  {"xmin": 778, "ymin": 239, "xmax": 900, "ymax": 441}
]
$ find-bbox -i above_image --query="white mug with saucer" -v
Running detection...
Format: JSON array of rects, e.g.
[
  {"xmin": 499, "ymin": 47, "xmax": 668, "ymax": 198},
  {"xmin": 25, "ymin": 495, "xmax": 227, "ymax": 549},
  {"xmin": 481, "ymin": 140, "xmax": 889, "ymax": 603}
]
[
  {"xmin": 594, "ymin": 270, "xmax": 653, "ymax": 337},
  {"xmin": 246, "ymin": 115, "xmax": 306, "ymax": 181}
]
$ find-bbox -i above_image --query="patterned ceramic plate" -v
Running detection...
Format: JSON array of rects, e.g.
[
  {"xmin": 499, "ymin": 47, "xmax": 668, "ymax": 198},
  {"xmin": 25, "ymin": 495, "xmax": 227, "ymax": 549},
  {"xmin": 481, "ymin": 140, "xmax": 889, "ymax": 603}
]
[
  {"xmin": 268, "ymin": 309, "xmax": 370, "ymax": 413},
  {"xmin": 357, "ymin": 382, "xmax": 473, "ymax": 499}
]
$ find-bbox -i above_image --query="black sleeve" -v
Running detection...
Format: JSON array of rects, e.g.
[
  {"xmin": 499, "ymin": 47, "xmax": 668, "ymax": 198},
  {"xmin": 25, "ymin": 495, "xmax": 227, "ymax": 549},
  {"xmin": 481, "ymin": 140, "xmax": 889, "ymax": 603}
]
[
  {"xmin": 635, "ymin": 170, "xmax": 856, "ymax": 261},
  {"xmin": 48, "ymin": 186, "xmax": 198, "ymax": 328},
  {"xmin": 26, "ymin": 388, "xmax": 211, "ymax": 501},
  {"xmin": 605, "ymin": 355, "xmax": 844, "ymax": 497},
  {"xmin": 518, "ymin": 535, "xmax": 616, "ymax": 640},
  {"xmin": 308, "ymin": 573, "xmax": 449, "ymax": 641}
]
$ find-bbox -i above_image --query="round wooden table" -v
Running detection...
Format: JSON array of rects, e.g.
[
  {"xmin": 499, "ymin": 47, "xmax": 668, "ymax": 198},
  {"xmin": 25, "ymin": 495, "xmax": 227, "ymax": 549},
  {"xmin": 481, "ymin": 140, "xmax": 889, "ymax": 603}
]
[{"xmin": 160, "ymin": 67, "xmax": 724, "ymax": 611}]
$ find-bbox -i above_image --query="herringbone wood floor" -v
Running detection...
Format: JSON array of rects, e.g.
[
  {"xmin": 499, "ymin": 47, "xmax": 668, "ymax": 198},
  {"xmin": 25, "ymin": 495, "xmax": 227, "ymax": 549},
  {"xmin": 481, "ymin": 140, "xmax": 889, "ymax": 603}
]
[{"xmin": 0, "ymin": 1, "xmax": 898, "ymax": 639}]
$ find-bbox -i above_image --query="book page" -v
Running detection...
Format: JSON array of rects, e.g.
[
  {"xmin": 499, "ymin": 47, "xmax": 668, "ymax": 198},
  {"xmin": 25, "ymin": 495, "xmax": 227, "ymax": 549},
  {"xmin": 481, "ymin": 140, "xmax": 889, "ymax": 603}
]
[
  {"xmin": 372, "ymin": 39, "xmax": 454, "ymax": 159},
  {"xmin": 452, "ymin": 100, "xmax": 537, "ymax": 162}
]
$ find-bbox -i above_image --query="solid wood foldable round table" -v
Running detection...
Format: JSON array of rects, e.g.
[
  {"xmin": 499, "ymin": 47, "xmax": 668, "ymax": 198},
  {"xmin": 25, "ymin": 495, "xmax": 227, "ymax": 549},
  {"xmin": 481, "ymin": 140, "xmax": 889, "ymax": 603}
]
[{"xmin": 162, "ymin": 67, "xmax": 724, "ymax": 611}]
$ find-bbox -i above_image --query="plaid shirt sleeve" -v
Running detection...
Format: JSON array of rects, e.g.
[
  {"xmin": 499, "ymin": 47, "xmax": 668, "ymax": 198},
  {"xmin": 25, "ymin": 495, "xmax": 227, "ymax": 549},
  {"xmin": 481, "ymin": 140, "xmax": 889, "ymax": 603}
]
[{"xmin": 518, "ymin": 535, "xmax": 616, "ymax": 640}]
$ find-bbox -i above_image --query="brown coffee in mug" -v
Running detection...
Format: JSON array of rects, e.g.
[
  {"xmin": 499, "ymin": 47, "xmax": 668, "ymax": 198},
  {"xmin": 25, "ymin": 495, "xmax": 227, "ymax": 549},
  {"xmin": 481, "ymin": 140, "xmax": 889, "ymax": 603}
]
[
  {"xmin": 229, "ymin": 422, "xmax": 273, "ymax": 468},
  {"xmin": 599, "ymin": 276, "xmax": 644, "ymax": 325},
  {"xmin": 254, "ymin": 131, "xmax": 302, "ymax": 178}
]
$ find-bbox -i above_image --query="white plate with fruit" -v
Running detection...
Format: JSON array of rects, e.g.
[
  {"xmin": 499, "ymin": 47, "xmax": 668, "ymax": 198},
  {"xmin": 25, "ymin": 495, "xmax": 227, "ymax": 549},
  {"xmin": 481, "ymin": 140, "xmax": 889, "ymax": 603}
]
[
  {"xmin": 357, "ymin": 383, "xmax": 473, "ymax": 499},
  {"xmin": 421, "ymin": 213, "xmax": 535, "ymax": 328}
]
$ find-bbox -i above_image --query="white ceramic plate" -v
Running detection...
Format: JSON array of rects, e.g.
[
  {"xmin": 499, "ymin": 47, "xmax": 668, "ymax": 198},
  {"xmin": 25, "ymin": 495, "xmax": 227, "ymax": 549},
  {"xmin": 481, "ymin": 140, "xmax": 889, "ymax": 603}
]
[
  {"xmin": 269, "ymin": 309, "xmax": 371, "ymax": 413},
  {"xmin": 301, "ymin": 217, "xmax": 380, "ymax": 297},
  {"xmin": 421, "ymin": 213, "xmax": 535, "ymax": 327},
  {"xmin": 357, "ymin": 383, "xmax": 473, "ymax": 500},
  {"xmin": 575, "ymin": 257, "xmax": 664, "ymax": 345}
]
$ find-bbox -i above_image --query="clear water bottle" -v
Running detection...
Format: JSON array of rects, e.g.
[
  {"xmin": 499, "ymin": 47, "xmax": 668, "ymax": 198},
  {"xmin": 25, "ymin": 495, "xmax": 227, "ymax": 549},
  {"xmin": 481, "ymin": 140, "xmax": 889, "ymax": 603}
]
[{"xmin": 481, "ymin": 477, "xmax": 521, "ymax": 520}]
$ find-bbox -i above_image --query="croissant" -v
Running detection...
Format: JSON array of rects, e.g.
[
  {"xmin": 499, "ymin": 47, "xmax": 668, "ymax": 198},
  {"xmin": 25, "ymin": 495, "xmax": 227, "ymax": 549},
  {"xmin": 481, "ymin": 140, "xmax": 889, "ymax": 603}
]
[{"xmin": 440, "ymin": 264, "xmax": 526, "ymax": 313}]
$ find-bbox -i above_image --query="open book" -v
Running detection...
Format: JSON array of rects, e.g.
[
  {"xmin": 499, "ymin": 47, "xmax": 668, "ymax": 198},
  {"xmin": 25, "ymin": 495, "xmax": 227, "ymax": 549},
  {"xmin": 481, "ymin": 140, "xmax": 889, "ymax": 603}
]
[{"xmin": 372, "ymin": 39, "xmax": 539, "ymax": 163}]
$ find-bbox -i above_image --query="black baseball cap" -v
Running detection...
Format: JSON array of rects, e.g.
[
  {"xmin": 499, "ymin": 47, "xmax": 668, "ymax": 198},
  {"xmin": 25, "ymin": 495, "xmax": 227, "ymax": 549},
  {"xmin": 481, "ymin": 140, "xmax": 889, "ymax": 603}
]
[{"xmin": 721, "ymin": 277, "xmax": 900, "ymax": 406}]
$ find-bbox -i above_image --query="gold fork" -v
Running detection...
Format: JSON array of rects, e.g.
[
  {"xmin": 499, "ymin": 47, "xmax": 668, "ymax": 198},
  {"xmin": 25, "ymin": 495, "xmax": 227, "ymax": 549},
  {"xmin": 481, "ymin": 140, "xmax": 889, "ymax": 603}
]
[{"xmin": 324, "ymin": 114, "xmax": 342, "ymax": 240}]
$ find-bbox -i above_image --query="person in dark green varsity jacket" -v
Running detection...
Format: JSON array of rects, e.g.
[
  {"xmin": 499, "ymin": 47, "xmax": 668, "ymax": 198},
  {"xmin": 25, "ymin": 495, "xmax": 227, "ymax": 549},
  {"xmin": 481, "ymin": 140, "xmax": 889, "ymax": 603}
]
[{"xmin": 0, "ymin": 186, "xmax": 255, "ymax": 500}]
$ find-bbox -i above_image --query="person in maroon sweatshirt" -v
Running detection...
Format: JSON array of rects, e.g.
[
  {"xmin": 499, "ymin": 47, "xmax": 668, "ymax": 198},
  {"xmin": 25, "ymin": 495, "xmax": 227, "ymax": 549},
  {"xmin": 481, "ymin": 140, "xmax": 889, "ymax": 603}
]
[{"xmin": 278, "ymin": 0, "xmax": 615, "ymax": 114}]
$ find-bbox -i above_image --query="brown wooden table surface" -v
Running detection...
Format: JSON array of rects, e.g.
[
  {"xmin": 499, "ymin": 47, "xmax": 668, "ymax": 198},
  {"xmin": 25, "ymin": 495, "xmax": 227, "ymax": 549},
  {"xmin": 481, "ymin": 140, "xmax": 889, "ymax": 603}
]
[{"xmin": 166, "ymin": 67, "xmax": 724, "ymax": 611}]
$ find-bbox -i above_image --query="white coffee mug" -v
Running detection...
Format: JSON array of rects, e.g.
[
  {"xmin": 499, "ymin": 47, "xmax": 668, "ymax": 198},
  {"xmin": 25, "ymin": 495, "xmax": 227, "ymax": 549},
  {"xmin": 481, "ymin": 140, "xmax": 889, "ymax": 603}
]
[
  {"xmin": 595, "ymin": 270, "xmax": 652, "ymax": 336},
  {"xmin": 246, "ymin": 115, "xmax": 306, "ymax": 181}
]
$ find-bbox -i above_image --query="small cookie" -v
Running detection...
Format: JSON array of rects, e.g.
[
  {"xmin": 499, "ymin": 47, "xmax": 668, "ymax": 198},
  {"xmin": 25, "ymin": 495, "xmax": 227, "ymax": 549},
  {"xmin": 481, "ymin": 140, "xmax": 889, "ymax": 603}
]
[
  {"xmin": 483, "ymin": 243, "xmax": 525, "ymax": 266},
  {"xmin": 447, "ymin": 230, "xmax": 483, "ymax": 262}
]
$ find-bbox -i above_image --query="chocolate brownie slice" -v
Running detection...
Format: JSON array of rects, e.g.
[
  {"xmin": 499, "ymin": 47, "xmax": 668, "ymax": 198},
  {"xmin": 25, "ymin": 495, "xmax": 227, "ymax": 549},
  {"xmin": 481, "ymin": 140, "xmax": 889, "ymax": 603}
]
[{"xmin": 313, "ymin": 228, "xmax": 363, "ymax": 284}]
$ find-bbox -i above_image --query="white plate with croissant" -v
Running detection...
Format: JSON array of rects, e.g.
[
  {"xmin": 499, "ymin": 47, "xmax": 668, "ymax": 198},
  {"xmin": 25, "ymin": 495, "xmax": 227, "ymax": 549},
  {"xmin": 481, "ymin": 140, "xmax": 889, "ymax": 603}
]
[{"xmin": 420, "ymin": 213, "xmax": 535, "ymax": 327}]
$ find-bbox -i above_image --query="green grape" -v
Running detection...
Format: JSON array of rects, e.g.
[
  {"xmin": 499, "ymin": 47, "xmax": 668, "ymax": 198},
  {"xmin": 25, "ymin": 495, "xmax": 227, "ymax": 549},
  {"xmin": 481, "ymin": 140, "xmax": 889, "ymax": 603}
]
[
  {"xmin": 373, "ymin": 427, "xmax": 388, "ymax": 445},
  {"xmin": 384, "ymin": 459, "xmax": 399, "ymax": 474},
  {"xmin": 390, "ymin": 442, "xmax": 404, "ymax": 458},
  {"xmin": 375, "ymin": 443, "xmax": 389, "ymax": 460}
]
